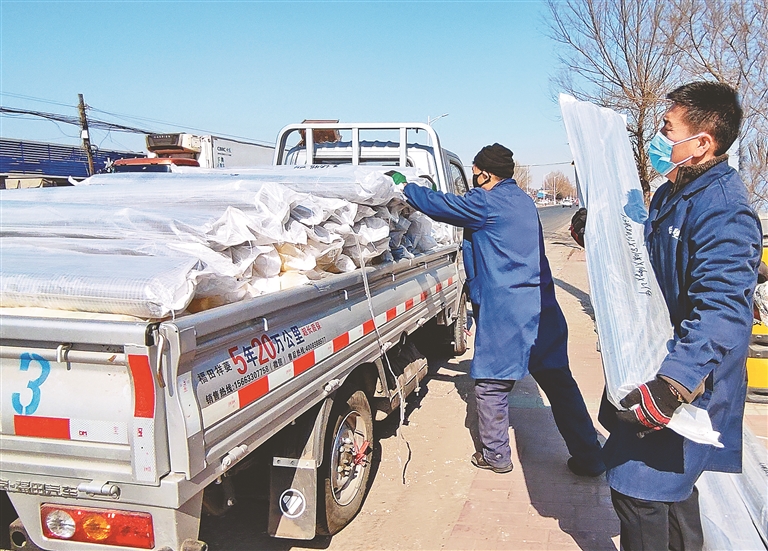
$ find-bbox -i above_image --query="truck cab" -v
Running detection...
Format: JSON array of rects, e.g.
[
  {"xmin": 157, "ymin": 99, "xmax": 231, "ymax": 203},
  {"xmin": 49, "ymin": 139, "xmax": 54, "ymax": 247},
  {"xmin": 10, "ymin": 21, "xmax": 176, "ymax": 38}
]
[{"xmin": 273, "ymin": 122, "xmax": 470, "ymax": 196}]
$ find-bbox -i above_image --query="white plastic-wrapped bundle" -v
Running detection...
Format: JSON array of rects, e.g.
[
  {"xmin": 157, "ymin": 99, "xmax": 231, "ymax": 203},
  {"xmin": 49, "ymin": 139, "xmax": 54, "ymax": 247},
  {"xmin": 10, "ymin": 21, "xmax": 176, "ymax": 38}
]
[
  {"xmin": 0, "ymin": 168, "xmax": 454, "ymax": 318},
  {"xmin": 560, "ymin": 94, "xmax": 671, "ymax": 403},
  {"xmin": 560, "ymin": 94, "xmax": 720, "ymax": 446},
  {"xmin": 0, "ymin": 245, "xmax": 198, "ymax": 318},
  {"xmin": 169, "ymin": 164, "xmax": 427, "ymax": 207},
  {"xmin": 699, "ymin": 428, "xmax": 768, "ymax": 550},
  {"xmin": 4, "ymin": 176, "xmax": 301, "ymax": 246}
]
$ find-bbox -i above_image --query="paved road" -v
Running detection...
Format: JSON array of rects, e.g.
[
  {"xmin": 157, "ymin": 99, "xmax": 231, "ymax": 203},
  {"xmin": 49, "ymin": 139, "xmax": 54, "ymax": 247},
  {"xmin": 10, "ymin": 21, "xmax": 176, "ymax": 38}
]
[{"xmin": 537, "ymin": 204, "xmax": 577, "ymax": 238}]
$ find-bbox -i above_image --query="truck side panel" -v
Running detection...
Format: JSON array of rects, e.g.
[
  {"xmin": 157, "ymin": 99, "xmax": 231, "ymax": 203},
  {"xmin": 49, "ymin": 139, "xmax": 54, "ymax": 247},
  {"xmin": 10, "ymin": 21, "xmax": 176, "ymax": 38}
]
[{"xmin": 162, "ymin": 248, "xmax": 460, "ymax": 483}]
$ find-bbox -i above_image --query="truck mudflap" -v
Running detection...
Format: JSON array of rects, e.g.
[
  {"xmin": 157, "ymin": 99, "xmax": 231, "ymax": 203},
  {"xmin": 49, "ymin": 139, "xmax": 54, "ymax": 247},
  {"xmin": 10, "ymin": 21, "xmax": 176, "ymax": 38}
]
[{"xmin": 267, "ymin": 399, "xmax": 333, "ymax": 539}]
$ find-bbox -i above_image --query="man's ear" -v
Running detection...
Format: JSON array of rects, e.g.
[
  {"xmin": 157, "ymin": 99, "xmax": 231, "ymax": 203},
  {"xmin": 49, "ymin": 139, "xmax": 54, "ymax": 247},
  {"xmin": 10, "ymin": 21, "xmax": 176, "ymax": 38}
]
[{"xmin": 695, "ymin": 133, "xmax": 716, "ymax": 157}]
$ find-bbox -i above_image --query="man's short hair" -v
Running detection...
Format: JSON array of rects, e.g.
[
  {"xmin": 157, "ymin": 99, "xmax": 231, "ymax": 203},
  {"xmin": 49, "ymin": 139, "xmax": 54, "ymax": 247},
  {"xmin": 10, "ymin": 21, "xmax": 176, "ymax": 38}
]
[{"xmin": 667, "ymin": 81, "xmax": 742, "ymax": 156}]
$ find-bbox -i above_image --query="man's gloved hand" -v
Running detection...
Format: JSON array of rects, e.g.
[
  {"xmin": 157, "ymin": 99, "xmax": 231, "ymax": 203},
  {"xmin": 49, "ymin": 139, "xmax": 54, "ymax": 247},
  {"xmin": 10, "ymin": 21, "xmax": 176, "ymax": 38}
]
[
  {"xmin": 570, "ymin": 208, "xmax": 587, "ymax": 247},
  {"xmin": 385, "ymin": 170, "xmax": 408, "ymax": 190},
  {"xmin": 616, "ymin": 377, "xmax": 683, "ymax": 435}
]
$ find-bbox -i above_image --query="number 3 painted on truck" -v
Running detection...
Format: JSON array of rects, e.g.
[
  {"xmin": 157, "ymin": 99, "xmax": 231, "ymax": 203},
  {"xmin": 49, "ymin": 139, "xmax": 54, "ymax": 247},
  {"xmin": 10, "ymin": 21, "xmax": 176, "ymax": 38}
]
[{"xmin": 12, "ymin": 353, "xmax": 51, "ymax": 416}]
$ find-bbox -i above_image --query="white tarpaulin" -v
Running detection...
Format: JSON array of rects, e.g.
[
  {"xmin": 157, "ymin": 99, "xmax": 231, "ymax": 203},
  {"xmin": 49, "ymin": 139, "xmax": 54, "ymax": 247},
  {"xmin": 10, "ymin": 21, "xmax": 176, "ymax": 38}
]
[
  {"xmin": 699, "ymin": 428, "xmax": 768, "ymax": 550},
  {"xmin": 559, "ymin": 94, "xmax": 720, "ymax": 446},
  {"xmin": 0, "ymin": 168, "xmax": 451, "ymax": 319}
]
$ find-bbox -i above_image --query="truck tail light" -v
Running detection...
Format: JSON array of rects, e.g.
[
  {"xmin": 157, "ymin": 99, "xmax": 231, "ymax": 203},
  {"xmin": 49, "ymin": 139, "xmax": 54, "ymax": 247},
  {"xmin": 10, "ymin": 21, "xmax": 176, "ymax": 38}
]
[{"xmin": 41, "ymin": 504, "xmax": 154, "ymax": 549}]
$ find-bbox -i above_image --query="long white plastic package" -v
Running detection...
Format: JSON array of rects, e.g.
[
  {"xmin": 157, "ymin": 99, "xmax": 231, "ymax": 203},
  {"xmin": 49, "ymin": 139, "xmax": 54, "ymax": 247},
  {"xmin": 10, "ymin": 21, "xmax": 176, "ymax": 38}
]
[
  {"xmin": 560, "ymin": 94, "xmax": 720, "ymax": 446},
  {"xmin": 0, "ymin": 168, "xmax": 449, "ymax": 318},
  {"xmin": 560, "ymin": 94, "xmax": 672, "ymax": 404}
]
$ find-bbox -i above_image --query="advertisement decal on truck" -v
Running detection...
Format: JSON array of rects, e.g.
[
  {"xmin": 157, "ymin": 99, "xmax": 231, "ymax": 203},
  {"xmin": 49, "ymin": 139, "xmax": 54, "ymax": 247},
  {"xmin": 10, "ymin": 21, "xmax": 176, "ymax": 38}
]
[{"xmin": 198, "ymin": 275, "xmax": 455, "ymax": 428}]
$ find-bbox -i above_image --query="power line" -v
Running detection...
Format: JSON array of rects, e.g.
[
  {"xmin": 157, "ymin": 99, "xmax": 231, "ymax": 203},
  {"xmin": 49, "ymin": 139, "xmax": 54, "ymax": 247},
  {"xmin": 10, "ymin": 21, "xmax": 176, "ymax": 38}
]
[
  {"xmin": 1, "ymin": 100, "xmax": 275, "ymax": 146},
  {"xmin": 0, "ymin": 91, "xmax": 76, "ymax": 109},
  {"xmin": 0, "ymin": 106, "xmax": 154, "ymax": 134},
  {"xmin": 87, "ymin": 105, "xmax": 275, "ymax": 146}
]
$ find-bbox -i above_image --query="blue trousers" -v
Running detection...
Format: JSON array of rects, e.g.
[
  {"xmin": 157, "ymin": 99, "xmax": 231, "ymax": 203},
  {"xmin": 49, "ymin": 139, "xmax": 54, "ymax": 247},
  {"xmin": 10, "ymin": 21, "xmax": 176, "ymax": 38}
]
[{"xmin": 475, "ymin": 366, "xmax": 604, "ymax": 470}]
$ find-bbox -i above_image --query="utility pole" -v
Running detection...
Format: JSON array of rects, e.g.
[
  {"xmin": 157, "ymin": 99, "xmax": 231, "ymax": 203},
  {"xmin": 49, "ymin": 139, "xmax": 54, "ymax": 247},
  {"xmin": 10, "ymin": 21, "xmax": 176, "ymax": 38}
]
[{"xmin": 77, "ymin": 94, "xmax": 95, "ymax": 176}]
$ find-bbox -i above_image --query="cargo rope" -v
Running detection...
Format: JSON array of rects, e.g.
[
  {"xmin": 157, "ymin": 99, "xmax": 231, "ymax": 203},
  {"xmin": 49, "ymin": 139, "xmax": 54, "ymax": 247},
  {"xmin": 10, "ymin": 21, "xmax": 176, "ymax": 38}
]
[{"xmin": 354, "ymin": 235, "xmax": 412, "ymax": 485}]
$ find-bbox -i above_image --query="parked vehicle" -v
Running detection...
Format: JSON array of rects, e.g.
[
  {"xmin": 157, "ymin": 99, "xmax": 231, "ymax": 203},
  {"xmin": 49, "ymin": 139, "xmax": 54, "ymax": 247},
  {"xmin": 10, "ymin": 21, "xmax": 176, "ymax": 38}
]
[
  {"xmin": 0, "ymin": 122, "xmax": 469, "ymax": 551},
  {"xmin": 113, "ymin": 133, "xmax": 275, "ymax": 172},
  {"xmin": 111, "ymin": 157, "xmax": 200, "ymax": 173},
  {"xmin": 747, "ymin": 214, "xmax": 768, "ymax": 403}
]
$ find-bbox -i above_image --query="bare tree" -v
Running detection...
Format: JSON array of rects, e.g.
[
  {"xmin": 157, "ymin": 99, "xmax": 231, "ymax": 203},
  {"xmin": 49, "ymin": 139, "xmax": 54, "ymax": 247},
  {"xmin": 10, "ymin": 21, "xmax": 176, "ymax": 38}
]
[
  {"xmin": 544, "ymin": 171, "xmax": 576, "ymax": 200},
  {"xmin": 547, "ymin": 0, "xmax": 681, "ymax": 199},
  {"xmin": 514, "ymin": 164, "xmax": 532, "ymax": 194},
  {"xmin": 667, "ymin": 0, "xmax": 768, "ymax": 206}
]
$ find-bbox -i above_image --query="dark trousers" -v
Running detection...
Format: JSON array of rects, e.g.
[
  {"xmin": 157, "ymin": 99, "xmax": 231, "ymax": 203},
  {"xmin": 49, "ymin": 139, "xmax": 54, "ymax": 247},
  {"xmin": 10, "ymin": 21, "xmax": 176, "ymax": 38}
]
[
  {"xmin": 474, "ymin": 366, "xmax": 604, "ymax": 471},
  {"xmin": 531, "ymin": 366, "xmax": 604, "ymax": 471},
  {"xmin": 611, "ymin": 487, "xmax": 703, "ymax": 551},
  {"xmin": 475, "ymin": 379, "xmax": 516, "ymax": 467}
]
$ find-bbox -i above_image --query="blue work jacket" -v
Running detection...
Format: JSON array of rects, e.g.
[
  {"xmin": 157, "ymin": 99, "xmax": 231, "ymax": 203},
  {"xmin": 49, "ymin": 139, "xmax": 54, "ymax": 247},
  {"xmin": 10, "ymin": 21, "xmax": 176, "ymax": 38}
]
[
  {"xmin": 404, "ymin": 180, "xmax": 568, "ymax": 380},
  {"xmin": 600, "ymin": 160, "xmax": 762, "ymax": 501}
]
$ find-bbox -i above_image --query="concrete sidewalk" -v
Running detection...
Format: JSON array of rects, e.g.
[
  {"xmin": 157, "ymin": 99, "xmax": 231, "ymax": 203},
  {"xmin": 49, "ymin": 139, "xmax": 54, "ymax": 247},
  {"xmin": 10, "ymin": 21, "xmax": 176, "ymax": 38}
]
[
  {"xmin": 441, "ymin": 229, "xmax": 620, "ymax": 551},
  {"xmin": 440, "ymin": 226, "xmax": 767, "ymax": 550}
]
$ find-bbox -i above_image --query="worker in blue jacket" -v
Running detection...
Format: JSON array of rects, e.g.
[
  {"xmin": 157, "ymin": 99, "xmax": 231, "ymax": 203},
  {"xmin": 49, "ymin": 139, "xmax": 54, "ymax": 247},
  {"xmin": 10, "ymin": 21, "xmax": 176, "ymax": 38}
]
[
  {"xmin": 403, "ymin": 143, "xmax": 604, "ymax": 476},
  {"xmin": 573, "ymin": 82, "xmax": 762, "ymax": 550}
]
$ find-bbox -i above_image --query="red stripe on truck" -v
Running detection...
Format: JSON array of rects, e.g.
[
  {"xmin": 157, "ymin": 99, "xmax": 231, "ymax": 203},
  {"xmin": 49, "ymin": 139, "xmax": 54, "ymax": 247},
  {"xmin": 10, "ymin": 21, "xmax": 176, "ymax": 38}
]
[
  {"xmin": 127, "ymin": 355, "xmax": 155, "ymax": 418},
  {"xmin": 333, "ymin": 333, "xmax": 350, "ymax": 352},
  {"xmin": 14, "ymin": 415, "xmax": 70, "ymax": 439},
  {"xmin": 293, "ymin": 351, "xmax": 316, "ymax": 375},
  {"xmin": 238, "ymin": 376, "xmax": 269, "ymax": 407}
]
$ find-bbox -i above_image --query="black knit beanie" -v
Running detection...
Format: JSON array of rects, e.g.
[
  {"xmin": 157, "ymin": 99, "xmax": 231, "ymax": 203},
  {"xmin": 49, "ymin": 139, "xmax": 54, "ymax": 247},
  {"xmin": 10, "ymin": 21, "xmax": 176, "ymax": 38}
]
[{"xmin": 473, "ymin": 143, "xmax": 516, "ymax": 178}]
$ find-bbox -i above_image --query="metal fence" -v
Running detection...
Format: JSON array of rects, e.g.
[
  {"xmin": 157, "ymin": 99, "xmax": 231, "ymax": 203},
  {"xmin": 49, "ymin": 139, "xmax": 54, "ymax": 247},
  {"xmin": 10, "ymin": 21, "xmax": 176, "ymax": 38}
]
[{"xmin": 0, "ymin": 138, "xmax": 143, "ymax": 178}]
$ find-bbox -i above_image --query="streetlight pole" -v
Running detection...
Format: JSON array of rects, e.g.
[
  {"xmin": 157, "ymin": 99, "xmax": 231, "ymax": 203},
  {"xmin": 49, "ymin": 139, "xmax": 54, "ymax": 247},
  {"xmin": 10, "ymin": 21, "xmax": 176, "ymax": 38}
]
[
  {"xmin": 427, "ymin": 113, "xmax": 449, "ymax": 126},
  {"xmin": 426, "ymin": 114, "xmax": 449, "ymax": 148},
  {"xmin": 543, "ymin": 171, "xmax": 558, "ymax": 205}
]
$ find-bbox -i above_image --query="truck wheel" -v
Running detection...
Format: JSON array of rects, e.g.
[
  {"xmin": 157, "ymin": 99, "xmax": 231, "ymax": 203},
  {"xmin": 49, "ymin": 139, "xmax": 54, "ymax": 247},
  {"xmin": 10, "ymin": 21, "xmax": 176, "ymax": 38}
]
[
  {"xmin": 317, "ymin": 389, "xmax": 374, "ymax": 535},
  {"xmin": 450, "ymin": 293, "xmax": 468, "ymax": 356}
]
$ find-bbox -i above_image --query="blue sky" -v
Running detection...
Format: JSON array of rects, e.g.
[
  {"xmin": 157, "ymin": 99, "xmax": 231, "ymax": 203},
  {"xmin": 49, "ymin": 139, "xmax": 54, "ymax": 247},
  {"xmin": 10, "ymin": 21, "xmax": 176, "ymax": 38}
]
[{"xmin": 1, "ymin": 0, "xmax": 575, "ymax": 187}]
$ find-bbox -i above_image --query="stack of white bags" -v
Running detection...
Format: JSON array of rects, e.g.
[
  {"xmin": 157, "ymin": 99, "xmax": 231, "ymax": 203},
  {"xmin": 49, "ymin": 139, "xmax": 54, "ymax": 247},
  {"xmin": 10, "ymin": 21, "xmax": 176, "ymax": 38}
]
[{"xmin": 0, "ymin": 166, "xmax": 452, "ymax": 319}]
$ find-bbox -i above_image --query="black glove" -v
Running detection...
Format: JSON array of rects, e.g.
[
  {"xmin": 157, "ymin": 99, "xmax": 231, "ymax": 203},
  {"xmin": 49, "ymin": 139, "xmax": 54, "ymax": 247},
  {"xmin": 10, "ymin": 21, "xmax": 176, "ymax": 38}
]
[
  {"xmin": 616, "ymin": 377, "xmax": 682, "ymax": 435},
  {"xmin": 570, "ymin": 208, "xmax": 587, "ymax": 247},
  {"xmin": 758, "ymin": 261, "xmax": 768, "ymax": 284}
]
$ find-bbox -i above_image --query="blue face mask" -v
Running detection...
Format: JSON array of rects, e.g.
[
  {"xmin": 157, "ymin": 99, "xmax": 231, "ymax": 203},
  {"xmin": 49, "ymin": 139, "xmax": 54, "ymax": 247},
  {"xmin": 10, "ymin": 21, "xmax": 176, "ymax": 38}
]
[{"xmin": 648, "ymin": 131, "xmax": 704, "ymax": 176}]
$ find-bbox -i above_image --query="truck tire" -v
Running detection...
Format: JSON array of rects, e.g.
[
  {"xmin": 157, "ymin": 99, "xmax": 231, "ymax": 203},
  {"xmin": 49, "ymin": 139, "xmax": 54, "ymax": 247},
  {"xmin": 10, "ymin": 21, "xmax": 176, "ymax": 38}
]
[
  {"xmin": 450, "ymin": 293, "xmax": 468, "ymax": 356},
  {"xmin": 317, "ymin": 389, "xmax": 374, "ymax": 535},
  {"xmin": 1, "ymin": 491, "xmax": 16, "ymax": 550}
]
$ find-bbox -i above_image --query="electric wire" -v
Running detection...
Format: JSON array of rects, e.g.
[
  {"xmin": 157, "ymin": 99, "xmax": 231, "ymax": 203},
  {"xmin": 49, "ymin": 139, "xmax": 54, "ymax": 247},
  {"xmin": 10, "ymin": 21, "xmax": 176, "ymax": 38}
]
[{"xmin": 1, "ymin": 99, "xmax": 274, "ymax": 146}]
